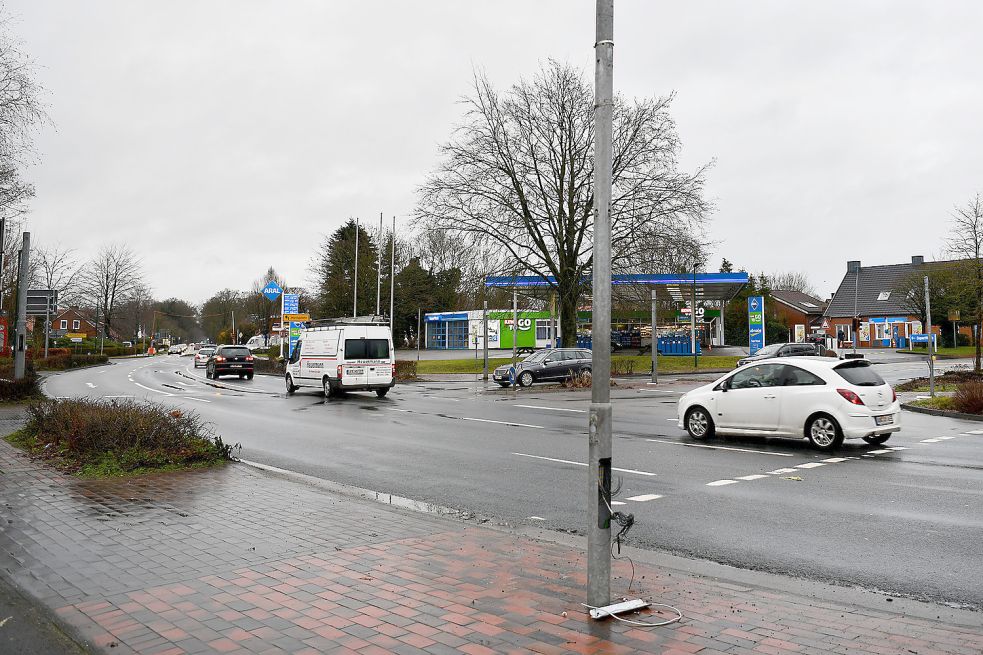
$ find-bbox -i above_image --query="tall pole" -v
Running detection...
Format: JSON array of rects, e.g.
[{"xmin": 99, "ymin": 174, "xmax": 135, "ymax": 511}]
[
  {"xmin": 232, "ymin": 310, "xmax": 236, "ymax": 345},
  {"xmin": 389, "ymin": 215, "xmax": 396, "ymax": 324},
  {"xmin": 376, "ymin": 212, "xmax": 383, "ymax": 316},
  {"xmin": 650, "ymin": 288, "xmax": 658, "ymax": 383},
  {"xmin": 511, "ymin": 287, "xmax": 518, "ymax": 387},
  {"xmin": 588, "ymin": 0, "xmax": 613, "ymax": 609},
  {"xmin": 416, "ymin": 308, "xmax": 421, "ymax": 361},
  {"xmin": 0, "ymin": 218, "xmax": 5, "ymax": 324},
  {"xmin": 691, "ymin": 263, "xmax": 698, "ymax": 368},
  {"xmin": 353, "ymin": 217, "xmax": 360, "ymax": 318},
  {"xmin": 853, "ymin": 265, "xmax": 859, "ymax": 354},
  {"xmin": 13, "ymin": 233, "xmax": 29, "ymax": 379},
  {"xmin": 44, "ymin": 300, "xmax": 50, "ymax": 358},
  {"xmin": 483, "ymin": 299, "xmax": 489, "ymax": 382},
  {"xmin": 925, "ymin": 275, "xmax": 935, "ymax": 397}
]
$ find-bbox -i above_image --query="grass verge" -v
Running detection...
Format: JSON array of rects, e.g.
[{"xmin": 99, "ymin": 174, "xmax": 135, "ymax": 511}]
[
  {"xmin": 412, "ymin": 354, "xmax": 740, "ymax": 375},
  {"xmin": 5, "ymin": 398, "xmax": 240, "ymax": 478},
  {"xmin": 909, "ymin": 396, "xmax": 957, "ymax": 411}
]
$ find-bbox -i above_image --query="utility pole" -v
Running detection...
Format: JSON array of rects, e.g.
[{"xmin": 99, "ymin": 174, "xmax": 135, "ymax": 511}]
[
  {"xmin": 231, "ymin": 311, "xmax": 236, "ymax": 345},
  {"xmin": 853, "ymin": 265, "xmax": 860, "ymax": 354},
  {"xmin": 13, "ymin": 233, "xmax": 29, "ymax": 379},
  {"xmin": 482, "ymin": 299, "xmax": 489, "ymax": 382},
  {"xmin": 511, "ymin": 287, "xmax": 518, "ymax": 387},
  {"xmin": 650, "ymin": 288, "xmax": 658, "ymax": 383},
  {"xmin": 376, "ymin": 212, "xmax": 383, "ymax": 316},
  {"xmin": 588, "ymin": 0, "xmax": 613, "ymax": 609},
  {"xmin": 925, "ymin": 276, "xmax": 935, "ymax": 397},
  {"xmin": 353, "ymin": 217, "xmax": 360, "ymax": 318},
  {"xmin": 389, "ymin": 215, "xmax": 396, "ymax": 324},
  {"xmin": 691, "ymin": 262, "xmax": 698, "ymax": 368},
  {"xmin": 416, "ymin": 308, "xmax": 421, "ymax": 361}
]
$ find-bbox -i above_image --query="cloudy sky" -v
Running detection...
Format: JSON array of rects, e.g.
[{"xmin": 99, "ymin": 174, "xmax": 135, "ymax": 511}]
[{"xmin": 11, "ymin": 1, "xmax": 983, "ymax": 303}]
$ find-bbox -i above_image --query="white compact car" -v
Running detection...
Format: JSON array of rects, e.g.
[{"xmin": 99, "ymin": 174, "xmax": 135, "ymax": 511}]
[
  {"xmin": 194, "ymin": 346, "xmax": 215, "ymax": 368},
  {"xmin": 677, "ymin": 357, "xmax": 900, "ymax": 451}
]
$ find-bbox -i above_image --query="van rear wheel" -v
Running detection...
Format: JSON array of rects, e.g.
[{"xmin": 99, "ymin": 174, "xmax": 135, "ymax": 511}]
[
  {"xmin": 323, "ymin": 378, "xmax": 334, "ymax": 398},
  {"xmin": 376, "ymin": 388, "xmax": 389, "ymax": 398}
]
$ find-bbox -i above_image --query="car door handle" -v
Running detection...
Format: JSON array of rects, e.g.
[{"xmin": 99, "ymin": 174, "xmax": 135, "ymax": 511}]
[{"xmin": 763, "ymin": 394, "xmax": 777, "ymax": 399}]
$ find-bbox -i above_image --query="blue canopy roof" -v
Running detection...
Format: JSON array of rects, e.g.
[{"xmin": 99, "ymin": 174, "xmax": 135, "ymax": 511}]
[{"xmin": 485, "ymin": 272, "xmax": 749, "ymax": 301}]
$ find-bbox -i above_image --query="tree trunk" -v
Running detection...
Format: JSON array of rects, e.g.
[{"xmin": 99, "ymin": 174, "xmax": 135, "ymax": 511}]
[
  {"xmin": 976, "ymin": 279, "xmax": 981, "ymax": 372},
  {"xmin": 558, "ymin": 285, "xmax": 579, "ymax": 348}
]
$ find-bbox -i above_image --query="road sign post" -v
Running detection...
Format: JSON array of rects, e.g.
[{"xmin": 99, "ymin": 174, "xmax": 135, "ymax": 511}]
[
  {"xmin": 13, "ymin": 233, "xmax": 30, "ymax": 380},
  {"xmin": 925, "ymin": 276, "xmax": 935, "ymax": 397},
  {"xmin": 748, "ymin": 296, "xmax": 765, "ymax": 355}
]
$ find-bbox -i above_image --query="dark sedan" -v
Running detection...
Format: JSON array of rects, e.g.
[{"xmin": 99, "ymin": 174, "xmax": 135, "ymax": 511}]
[
  {"xmin": 493, "ymin": 348, "xmax": 592, "ymax": 387},
  {"xmin": 206, "ymin": 345, "xmax": 254, "ymax": 380},
  {"xmin": 736, "ymin": 342, "xmax": 827, "ymax": 367}
]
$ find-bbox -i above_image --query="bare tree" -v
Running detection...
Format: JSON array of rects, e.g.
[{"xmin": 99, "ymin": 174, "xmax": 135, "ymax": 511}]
[
  {"xmin": 946, "ymin": 193, "xmax": 983, "ymax": 371},
  {"xmin": 84, "ymin": 244, "xmax": 143, "ymax": 340},
  {"xmin": 33, "ymin": 244, "xmax": 83, "ymax": 304},
  {"xmin": 415, "ymin": 61, "xmax": 712, "ymax": 345},
  {"xmin": 767, "ymin": 271, "xmax": 818, "ymax": 297}
]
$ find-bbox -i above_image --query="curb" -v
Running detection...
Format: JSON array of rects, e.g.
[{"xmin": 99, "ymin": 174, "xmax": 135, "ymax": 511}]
[{"xmin": 901, "ymin": 402, "xmax": 983, "ymax": 422}]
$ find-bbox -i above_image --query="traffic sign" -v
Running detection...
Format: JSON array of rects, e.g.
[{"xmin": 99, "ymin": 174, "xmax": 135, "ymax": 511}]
[
  {"xmin": 65, "ymin": 332, "xmax": 87, "ymax": 339},
  {"xmin": 26, "ymin": 289, "xmax": 58, "ymax": 316},
  {"xmin": 262, "ymin": 281, "xmax": 283, "ymax": 301},
  {"xmin": 909, "ymin": 333, "xmax": 936, "ymax": 344},
  {"xmin": 283, "ymin": 313, "xmax": 310, "ymax": 322},
  {"xmin": 282, "ymin": 293, "xmax": 299, "ymax": 314},
  {"xmin": 748, "ymin": 295, "xmax": 765, "ymax": 355}
]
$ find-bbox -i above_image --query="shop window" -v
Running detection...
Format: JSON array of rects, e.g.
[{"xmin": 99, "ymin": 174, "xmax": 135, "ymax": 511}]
[
  {"xmin": 535, "ymin": 319, "xmax": 554, "ymax": 341},
  {"xmin": 875, "ymin": 323, "xmax": 891, "ymax": 340}
]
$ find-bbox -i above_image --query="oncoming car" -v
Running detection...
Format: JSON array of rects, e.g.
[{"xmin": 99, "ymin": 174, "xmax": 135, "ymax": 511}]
[
  {"xmin": 194, "ymin": 346, "xmax": 215, "ymax": 368},
  {"xmin": 492, "ymin": 348, "xmax": 592, "ymax": 388},
  {"xmin": 677, "ymin": 357, "xmax": 900, "ymax": 451}
]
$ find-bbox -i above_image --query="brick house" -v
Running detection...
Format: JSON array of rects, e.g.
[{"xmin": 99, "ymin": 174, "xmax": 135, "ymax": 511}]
[
  {"xmin": 769, "ymin": 290, "xmax": 827, "ymax": 337},
  {"xmin": 49, "ymin": 308, "xmax": 98, "ymax": 340},
  {"xmin": 823, "ymin": 256, "xmax": 932, "ymax": 348}
]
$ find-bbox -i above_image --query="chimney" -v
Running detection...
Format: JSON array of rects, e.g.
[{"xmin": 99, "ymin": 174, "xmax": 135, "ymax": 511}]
[
  {"xmin": 912, "ymin": 255, "xmax": 924, "ymax": 265},
  {"xmin": 847, "ymin": 260, "xmax": 861, "ymax": 273}
]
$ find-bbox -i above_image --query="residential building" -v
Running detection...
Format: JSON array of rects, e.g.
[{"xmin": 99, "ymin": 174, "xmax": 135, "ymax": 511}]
[
  {"xmin": 769, "ymin": 290, "xmax": 827, "ymax": 338},
  {"xmin": 49, "ymin": 307, "xmax": 98, "ymax": 340}
]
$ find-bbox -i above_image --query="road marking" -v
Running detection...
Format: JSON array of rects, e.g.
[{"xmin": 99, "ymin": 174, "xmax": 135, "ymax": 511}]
[
  {"xmin": 181, "ymin": 397, "xmax": 212, "ymax": 403},
  {"xmin": 920, "ymin": 438, "xmax": 941, "ymax": 443},
  {"xmin": 528, "ymin": 516, "xmax": 546, "ymax": 521},
  {"xmin": 736, "ymin": 474, "xmax": 768, "ymax": 481},
  {"xmin": 795, "ymin": 462, "xmax": 825, "ymax": 469},
  {"xmin": 102, "ymin": 395, "xmax": 134, "ymax": 399},
  {"xmin": 85, "ymin": 382, "xmax": 96, "ymax": 388},
  {"xmin": 511, "ymin": 452, "xmax": 657, "ymax": 477},
  {"xmin": 515, "ymin": 404, "xmax": 586, "ymax": 413},
  {"xmin": 625, "ymin": 494, "xmax": 663, "ymax": 502},
  {"xmin": 464, "ymin": 417, "xmax": 544, "ymax": 429},
  {"xmin": 133, "ymin": 382, "xmax": 173, "ymax": 396},
  {"xmin": 963, "ymin": 429, "xmax": 983, "ymax": 435},
  {"xmin": 937, "ymin": 436, "xmax": 955, "ymax": 441},
  {"xmin": 642, "ymin": 388, "xmax": 681, "ymax": 393},
  {"xmin": 888, "ymin": 446, "xmax": 908, "ymax": 450},
  {"xmin": 706, "ymin": 480, "xmax": 738, "ymax": 486},
  {"xmin": 767, "ymin": 468, "xmax": 798, "ymax": 474},
  {"xmin": 611, "ymin": 501, "xmax": 626, "ymax": 506},
  {"xmin": 822, "ymin": 457, "xmax": 849, "ymax": 463},
  {"xmin": 646, "ymin": 439, "xmax": 794, "ymax": 457},
  {"xmin": 866, "ymin": 448, "xmax": 894, "ymax": 454}
]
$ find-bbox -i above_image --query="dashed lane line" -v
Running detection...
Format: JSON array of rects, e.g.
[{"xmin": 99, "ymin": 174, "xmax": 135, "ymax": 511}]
[
  {"xmin": 795, "ymin": 462, "xmax": 826, "ymax": 469},
  {"xmin": 464, "ymin": 417, "xmax": 545, "ymax": 430},
  {"xmin": 511, "ymin": 452, "xmax": 657, "ymax": 477},
  {"xmin": 706, "ymin": 480, "xmax": 739, "ymax": 487},
  {"xmin": 646, "ymin": 439, "xmax": 795, "ymax": 457},
  {"xmin": 624, "ymin": 494, "xmax": 663, "ymax": 502},
  {"xmin": 132, "ymin": 382, "xmax": 173, "ymax": 396},
  {"xmin": 85, "ymin": 382, "xmax": 96, "ymax": 388},
  {"xmin": 515, "ymin": 404, "xmax": 587, "ymax": 413},
  {"xmin": 736, "ymin": 474, "xmax": 769, "ymax": 481}
]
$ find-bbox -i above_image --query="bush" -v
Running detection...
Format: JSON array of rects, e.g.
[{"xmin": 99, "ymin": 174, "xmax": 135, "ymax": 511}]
[
  {"xmin": 395, "ymin": 360, "xmax": 417, "ymax": 381},
  {"xmin": 611, "ymin": 357, "xmax": 637, "ymax": 376},
  {"xmin": 254, "ymin": 357, "xmax": 285, "ymax": 376},
  {"xmin": 32, "ymin": 354, "xmax": 109, "ymax": 370},
  {"xmin": 953, "ymin": 381, "xmax": 983, "ymax": 415},
  {"xmin": 0, "ymin": 365, "xmax": 41, "ymax": 401},
  {"xmin": 14, "ymin": 398, "xmax": 239, "ymax": 476}
]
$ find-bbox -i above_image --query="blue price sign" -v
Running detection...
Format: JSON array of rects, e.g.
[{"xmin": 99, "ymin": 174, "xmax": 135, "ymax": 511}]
[
  {"xmin": 748, "ymin": 295, "xmax": 765, "ymax": 355},
  {"xmin": 282, "ymin": 293, "xmax": 299, "ymax": 314},
  {"xmin": 262, "ymin": 281, "xmax": 283, "ymax": 301},
  {"xmin": 288, "ymin": 321, "xmax": 303, "ymax": 358}
]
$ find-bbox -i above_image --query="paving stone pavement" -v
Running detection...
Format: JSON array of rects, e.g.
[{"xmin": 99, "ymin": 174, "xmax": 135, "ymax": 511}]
[{"xmin": 2, "ymin": 429, "xmax": 982, "ymax": 654}]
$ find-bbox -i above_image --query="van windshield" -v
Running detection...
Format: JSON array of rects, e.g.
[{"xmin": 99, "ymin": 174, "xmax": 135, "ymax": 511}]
[{"xmin": 345, "ymin": 339, "xmax": 390, "ymax": 359}]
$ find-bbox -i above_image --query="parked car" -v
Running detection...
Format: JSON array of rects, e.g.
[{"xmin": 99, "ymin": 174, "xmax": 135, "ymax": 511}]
[
  {"xmin": 492, "ymin": 348, "xmax": 592, "ymax": 388},
  {"xmin": 677, "ymin": 358, "xmax": 899, "ymax": 451},
  {"xmin": 181, "ymin": 343, "xmax": 199, "ymax": 357},
  {"xmin": 284, "ymin": 321, "xmax": 395, "ymax": 397},
  {"xmin": 736, "ymin": 342, "xmax": 826, "ymax": 367},
  {"xmin": 167, "ymin": 343, "xmax": 185, "ymax": 355},
  {"xmin": 194, "ymin": 346, "xmax": 215, "ymax": 368},
  {"xmin": 206, "ymin": 345, "xmax": 254, "ymax": 380}
]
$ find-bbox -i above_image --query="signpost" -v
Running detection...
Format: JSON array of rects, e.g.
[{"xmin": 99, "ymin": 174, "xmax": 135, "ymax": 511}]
[
  {"xmin": 26, "ymin": 289, "xmax": 58, "ymax": 357},
  {"xmin": 748, "ymin": 296, "xmax": 765, "ymax": 355},
  {"xmin": 283, "ymin": 313, "xmax": 310, "ymax": 322},
  {"xmin": 288, "ymin": 321, "xmax": 303, "ymax": 358}
]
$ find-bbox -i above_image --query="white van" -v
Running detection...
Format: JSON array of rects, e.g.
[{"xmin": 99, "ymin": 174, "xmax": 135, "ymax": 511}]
[
  {"xmin": 284, "ymin": 322, "xmax": 395, "ymax": 398},
  {"xmin": 245, "ymin": 334, "xmax": 281, "ymax": 352}
]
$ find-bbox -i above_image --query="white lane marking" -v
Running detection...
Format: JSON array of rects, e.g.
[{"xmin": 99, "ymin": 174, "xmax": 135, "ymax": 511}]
[
  {"xmin": 528, "ymin": 516, "xmax": 546, "ymax": 521},
  {"xmin": 511, "ymin": 452, "xmax": 657, "ymax": 477},
  {"xmin": 646, "ymin": 439, "xmax": 794, "ymax": 457},
  {"xmin": 867, "ymin": 448, "xmax": 894, "ymax": 454},
  {"xmin": 964, "ymin": 429, "xmax": 983, "ymax": 435},
  {"xmin": 920, "ymin": 438, "xmax": 941, "ymax": 443},
  {"xmin": 706, "ymin": 480, "xmax": 738, "ymax": 486},
  {"xmin": 625, "ymin": 494, "xmax": 663, "ymax": 502},
  {"xmin": 796, "ymin": 462, "xmax": 825, "ymax": 469},
  {"xmin": 822, "ymin": 457, "xmax": 849, "ymax": 463},
  {"xmin": 85, "ymin": 382, "xmax": 97, "ymax": 388},
  {"xmin": 464, "ymin": 417, "xmax": 544, "ymax": 429},
  {"xmin": 736, "ymin": 474, "xmax": 768, "ymax": 481},
  {"xmin": 133, "ymin": 382, "xmax": 173, "ymax": 396},
  {"xmin": 102, "ymin": 395, "xmax": 134, "ymax": 399},
  {"xmin": 611, "ymin": 501, "xmax": 627, "ymax": 506},
  {"xmin": 888, "ymin": 446, "xmax": 908, "ymax": 451},
  {"xmin": 515, "ymin": 404, "xmax": 586, "ymax": 413},
  {"xmin": 937, "ymin": 437, "xmax": 955, "ymax": 441},
  {"xmin": 181, "ymin": 397, "xmax": 212, "ymax": 403},
  {"xmin": 642, "ymin": 388, "xmax": 681, "ymax": 393},
  {"xmin": 767, "ymin": 468, "xmax": 798, "ymax": 474}
]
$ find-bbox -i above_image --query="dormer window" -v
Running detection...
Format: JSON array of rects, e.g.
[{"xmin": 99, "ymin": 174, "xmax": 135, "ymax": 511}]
[{"xmin": 877, "ymin": 291, "xmax": 891, "ymax": 301}]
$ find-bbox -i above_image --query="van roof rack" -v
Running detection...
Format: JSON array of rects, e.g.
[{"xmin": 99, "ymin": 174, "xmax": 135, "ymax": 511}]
[{"xmin": 305, "ymin": 315, "xmax": 390, "ymax": 327}]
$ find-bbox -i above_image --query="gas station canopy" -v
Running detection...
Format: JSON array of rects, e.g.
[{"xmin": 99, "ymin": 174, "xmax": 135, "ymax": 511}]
[{"xmin": 485, "ymin": 272, "xmax": 749, "ymax": 302}]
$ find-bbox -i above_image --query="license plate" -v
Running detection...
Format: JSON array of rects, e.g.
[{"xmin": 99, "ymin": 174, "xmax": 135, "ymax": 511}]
[
  {"xmin": 230, "ymin": 364, "xmax": 242, "ymax": 368},
  {"xmin": 875, "ymin": 415, "xmax": 893, "ymax": 426},
  {"xmin": 347, "ymin": 368, "xmax": 364, "ymax": 375}
]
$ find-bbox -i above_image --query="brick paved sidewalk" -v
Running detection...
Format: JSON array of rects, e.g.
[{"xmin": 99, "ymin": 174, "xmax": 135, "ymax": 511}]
[{"xmin": 2, "ymin": 437, "xmax": 982, "ymax": 655}]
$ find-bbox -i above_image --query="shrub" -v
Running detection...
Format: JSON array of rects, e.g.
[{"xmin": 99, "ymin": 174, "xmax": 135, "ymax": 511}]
[
  {"xmin": 17, "ymin": 398, "xmax": 239, "ymax": 476},
  {"xmin": 253, "ymin": 357, "xmax": 284, "ymax": 376},
  {"xmin": 611, "ymin": 357, "xmax": 636, "ymax": 376},
  {"xmin": 953, "ymin": 381, "xmax": 983, "ymax": 415},
  {"xmin": 0, "ymin": 366, "xmax": 41, "ymax": 401},
  {"xmin": 395, "ymin": 360, "xmax": 417, "ymax": 381},
  {"xmin": 32, "ymin": 354, "xmax": 109, "ymax": 370}
]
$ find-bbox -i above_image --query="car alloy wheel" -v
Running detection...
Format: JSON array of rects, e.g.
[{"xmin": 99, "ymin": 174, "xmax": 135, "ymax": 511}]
[
  {"xmin": 686, "ymin": 407, "xmax": 713, "ymax": 440},
  {"xmin": 807, "ymin": 415, "xmax": 843, "ymax": 451},
  {"xmin": 518, "ymin": 371, "xmax": 534, "ymax": 387},
  {"xmin": 322, "ymin": 377, "xmax": 332, "ymax": 398}
]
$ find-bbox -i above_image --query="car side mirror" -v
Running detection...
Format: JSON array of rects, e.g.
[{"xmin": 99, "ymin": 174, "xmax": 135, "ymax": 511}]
[{"xmin": 719, "ymin": 379, "xmax": 729, "ymax": 392}]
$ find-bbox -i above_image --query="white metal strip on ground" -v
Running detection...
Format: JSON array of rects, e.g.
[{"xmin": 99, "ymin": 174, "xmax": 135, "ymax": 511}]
[
  {"xmin": 464, "ymin": 417, "xmax": 544, "ymax": 429},
  {"xmin": 511, "ymin": 453, "xmax": 657, "ymax": 477},
  {"xmin": 515, "ymin": 405, "xmax": 586, "ymax": 413},
  {"xmin": 706, "ymin": 479, "xmax": 738, "ymax": 486}
]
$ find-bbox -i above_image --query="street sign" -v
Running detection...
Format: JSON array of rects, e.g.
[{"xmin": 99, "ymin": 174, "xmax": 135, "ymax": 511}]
[
  {"xmin": 821, "ymin": 318, "xmax": 829, "ymax": 329},
  {"xmin": 26, "ymin": 289, "xmax": 57, "ymax": 316},
  {"xmin": 288, "ymin": 321, "xmax": 303, "ymax": 358},
  {"xmin": 748, "ymin": 296, "xmax": 765, "ymax": 355},
  {"xmin": 282, "ymin": 293, "xmax": 299, "ymax": 314},
  {"xmin": 948, "ymin": 309, "xmax": 960, "ymax": 321},
  {"xmin": 283, "ymin": 313, "xmax": 310, "ymax": 322},
  {"xmin": 262, "ymin": 281, "xmax": 283, "ymax": 301},
  {"xmin": 910, "ymin": 333, "xmax": 936, "ymax": 344},
  {"xmin": 65, "ymin": 332, "xmax": 87, "ymax": 339}
]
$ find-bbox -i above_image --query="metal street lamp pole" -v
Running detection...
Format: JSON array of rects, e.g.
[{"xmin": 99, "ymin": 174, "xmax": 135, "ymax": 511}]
[
  {"xmin": 483, "ymin": 299, "xmax": 489, "ymax": 382},
  {"xmin": 587, "ymin": 0, "xmax": 614, "ymax": 609},
  {"xmin": 853, "ymin": 265, "xmax": 859, "ymax": 354},
  {"xmin": 650, "ymin": 287, "xmax": 658, "ymax": 383},
  {"xmin": 691, "ymin": 262, "xmax": 698, "ymax": 368},
  {"xmin": 925, "ymin": 275, "xmax": 935, "ymax": 397},
  {"xmin": 511, "ymin": 287, "xmax": 518, "ymax": 387},
  {"xmin": 13, "ymin": 233, "xmax": 29, "ymax": 380}
]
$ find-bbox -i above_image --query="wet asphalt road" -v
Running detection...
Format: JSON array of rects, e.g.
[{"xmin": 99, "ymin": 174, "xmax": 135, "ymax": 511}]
[{"xmin": 43, "ymin": 355, "xmax": 983, "ymax": 611}]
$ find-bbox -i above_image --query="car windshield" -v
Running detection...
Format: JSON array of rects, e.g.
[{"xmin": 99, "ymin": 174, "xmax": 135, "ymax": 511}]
[
  {"xmin": 345, "ymin": 338, "xmax": 390, "ymax": 359},
  {"xmin": 199, "ymin": 348, "xmax": 215, "ymax": 355},
  {"xmin": 754, "ymin": 344, "xmax": 782, "ymax": 357},
  {"xmin": 523, "ymin": 351, "xmax": 550, "ymax": 363},
  {"xmin": 220, "ymin": 347, "xmax": 251, "ymax": 357},
  {"xmin": 834, "ymin": 361, "xmax": 886, "ymax": 386}
]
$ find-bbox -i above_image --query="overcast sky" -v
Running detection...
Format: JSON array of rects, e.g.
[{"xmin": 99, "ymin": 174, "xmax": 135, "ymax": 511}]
[{"xmin": 12, "ymin": 1, "xmax": 983, "ymax": 304}]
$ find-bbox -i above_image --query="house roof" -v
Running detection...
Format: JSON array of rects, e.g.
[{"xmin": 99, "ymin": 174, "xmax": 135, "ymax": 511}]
[
  {"xmin": 770, "ymin": 290, "xmax": 826, "ymax": 316},
  {"xmin": 824, "ymin": 261, "xmax": 924, "ymax": 318}
]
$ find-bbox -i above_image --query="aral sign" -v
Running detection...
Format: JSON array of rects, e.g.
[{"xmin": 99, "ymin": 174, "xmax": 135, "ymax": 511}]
[{"xmin": 748, "ymin": 296, "xmax": 765, "ymax": 355}]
